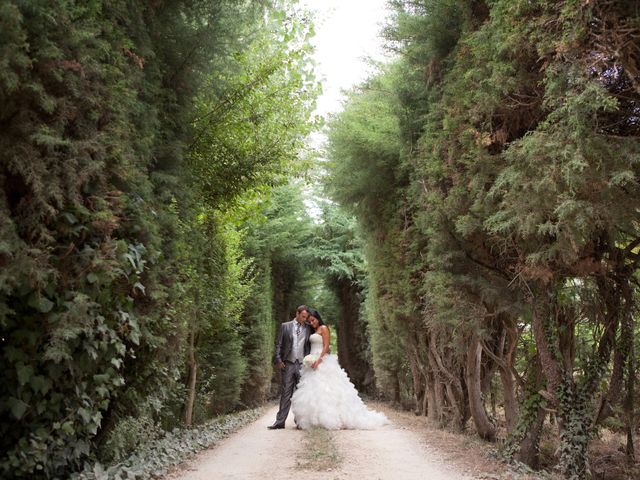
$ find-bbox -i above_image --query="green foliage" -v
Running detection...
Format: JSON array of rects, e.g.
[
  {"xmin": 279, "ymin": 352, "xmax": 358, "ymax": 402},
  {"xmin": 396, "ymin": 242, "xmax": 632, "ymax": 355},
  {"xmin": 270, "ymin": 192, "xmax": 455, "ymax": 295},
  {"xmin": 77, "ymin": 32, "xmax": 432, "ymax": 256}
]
[
  {"xmin": 189, "ymin": 7, "xmax": 319, "ymax": 205},
  {"xmin": 312, "ymin": 205, "xmax": 367, "ymax": 283},
  {"xmin": 173, "ymin": 205, "xmax": 252, "ymax": 417},
  {"xmin": 327, "ymin": 66, "xmax": 403, "ymax": 231},
  {"xmin": 0, "ymin": 0, "xmax": 319, "ymax": 477},
  {"xmin": 74, "ymin": 408, "xmax": 263, "ymax": 480},
  {"xmin": 99, "ymin": 415, "xmax": 163, "ymax": 465},
  {"xmin": 0, "ymin": 1, "xmax": 184, "ymax": 474},
  {"xmin": 307, "ymin": 202, "xmax": 375, "ymax": 391},
  {"xmin": 503, "ymin": 390, "xmax": 546, "ymax": 460},
  {"xmin": 235, "ymin": 183, "xmax": 317, "ymax": 404},
  {"xmin": 326, "ymin": 0, "xmax": 640, "ymax": 476}
]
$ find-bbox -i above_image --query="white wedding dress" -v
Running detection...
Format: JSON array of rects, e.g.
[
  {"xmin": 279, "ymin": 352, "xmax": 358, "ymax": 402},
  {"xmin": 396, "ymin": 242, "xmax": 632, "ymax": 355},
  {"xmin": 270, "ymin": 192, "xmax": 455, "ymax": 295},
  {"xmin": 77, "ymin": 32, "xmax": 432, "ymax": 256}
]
[{"xmin": 290, "ymin": 333, "xmax": 388, "ymax": 430}]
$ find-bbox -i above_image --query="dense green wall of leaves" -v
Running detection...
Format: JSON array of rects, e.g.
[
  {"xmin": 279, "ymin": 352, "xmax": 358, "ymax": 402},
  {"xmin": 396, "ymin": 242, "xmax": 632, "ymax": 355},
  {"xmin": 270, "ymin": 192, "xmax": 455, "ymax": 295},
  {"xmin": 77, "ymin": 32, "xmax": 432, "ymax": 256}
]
[
  {"xmin": 0, "ymin": 1, "xmax": 318, "ymax": 477},
  {"xmin": 327, "ymin": 1, "xmax": 640, "ymax": 477}
]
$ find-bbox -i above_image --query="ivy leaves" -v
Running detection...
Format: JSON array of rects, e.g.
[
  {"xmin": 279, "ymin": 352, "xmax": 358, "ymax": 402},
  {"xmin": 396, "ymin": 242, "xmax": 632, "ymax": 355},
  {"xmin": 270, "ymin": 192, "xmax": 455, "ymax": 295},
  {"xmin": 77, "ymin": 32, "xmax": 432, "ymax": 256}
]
[
  {"xmin": 27, "ymin": 294, "xmax": 54, "ymax": 313},
  {"xmin": 7, "ymin": 397, "xmax": 29, "ymax": 420},
  {"xmin": 73, "ymin": 408, "xmax": 262, "ymax": 480}
]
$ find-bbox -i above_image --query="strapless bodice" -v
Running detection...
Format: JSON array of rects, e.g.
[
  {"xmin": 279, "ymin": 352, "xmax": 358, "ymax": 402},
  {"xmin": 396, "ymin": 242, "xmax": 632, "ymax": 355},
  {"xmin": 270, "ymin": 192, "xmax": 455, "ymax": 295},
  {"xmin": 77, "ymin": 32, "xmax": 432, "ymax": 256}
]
[{"xmin": 309, "ymin": 333, "xmax": 323, "ymax": 355}]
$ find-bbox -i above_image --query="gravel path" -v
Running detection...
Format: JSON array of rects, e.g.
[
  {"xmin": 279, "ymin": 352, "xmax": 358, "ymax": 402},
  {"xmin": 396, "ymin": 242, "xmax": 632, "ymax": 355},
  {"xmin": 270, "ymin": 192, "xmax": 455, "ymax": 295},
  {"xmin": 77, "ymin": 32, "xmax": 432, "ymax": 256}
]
[{"xmin": 165, "ymin": 405, "xmax": 473, "ymax": 480}]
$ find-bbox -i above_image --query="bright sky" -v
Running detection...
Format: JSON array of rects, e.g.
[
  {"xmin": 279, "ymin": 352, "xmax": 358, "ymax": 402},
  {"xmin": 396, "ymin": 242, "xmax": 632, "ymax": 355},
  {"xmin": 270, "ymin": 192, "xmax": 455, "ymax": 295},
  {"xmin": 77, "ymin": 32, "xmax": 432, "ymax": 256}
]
[
  {"xmin": 300, "ymin": 0, "xmax": 391, "ymax": 118},
  {"xmin": 298, "ymin": 0, "xmax": 392, "ymax": 220}
]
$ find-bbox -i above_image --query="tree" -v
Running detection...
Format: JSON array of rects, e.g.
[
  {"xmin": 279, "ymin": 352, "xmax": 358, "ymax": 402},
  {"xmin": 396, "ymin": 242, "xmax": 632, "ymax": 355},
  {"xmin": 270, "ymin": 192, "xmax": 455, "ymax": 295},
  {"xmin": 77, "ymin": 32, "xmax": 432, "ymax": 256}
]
[
  {"xmin": 310, "ymin": 204, "xmax": 375, "ymax": 392},
  {"xmin": 0, "ymin": 0, "xmax": 320, "ymax": 476},
  {"xmin": 325, "ymin": 1, "xmax": 640, "ymax": 477}
]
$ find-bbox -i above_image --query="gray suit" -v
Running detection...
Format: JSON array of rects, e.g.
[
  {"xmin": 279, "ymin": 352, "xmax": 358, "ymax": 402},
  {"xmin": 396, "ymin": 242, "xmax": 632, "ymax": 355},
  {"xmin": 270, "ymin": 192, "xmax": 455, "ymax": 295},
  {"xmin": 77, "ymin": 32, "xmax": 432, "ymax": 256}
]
[{"xmin": 272, "ymin": 319, "xmax": 311, "ymax": 427}]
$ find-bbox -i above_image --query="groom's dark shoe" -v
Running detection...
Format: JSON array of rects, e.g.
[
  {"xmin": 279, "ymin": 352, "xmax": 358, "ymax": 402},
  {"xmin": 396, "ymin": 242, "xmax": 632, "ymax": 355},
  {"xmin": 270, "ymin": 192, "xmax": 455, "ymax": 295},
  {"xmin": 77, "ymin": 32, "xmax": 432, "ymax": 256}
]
[{"xmin": 267, "ymin": 423, "xmax": 284, "ymax": 430}]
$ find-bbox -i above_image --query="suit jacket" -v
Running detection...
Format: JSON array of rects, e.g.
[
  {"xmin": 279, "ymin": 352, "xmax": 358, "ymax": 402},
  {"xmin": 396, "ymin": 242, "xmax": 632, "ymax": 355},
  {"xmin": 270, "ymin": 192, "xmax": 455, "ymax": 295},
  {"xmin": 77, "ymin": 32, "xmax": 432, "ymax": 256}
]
[{"xmin": 273, "ymin": 319, "xmax": 311, "ymax": 365}]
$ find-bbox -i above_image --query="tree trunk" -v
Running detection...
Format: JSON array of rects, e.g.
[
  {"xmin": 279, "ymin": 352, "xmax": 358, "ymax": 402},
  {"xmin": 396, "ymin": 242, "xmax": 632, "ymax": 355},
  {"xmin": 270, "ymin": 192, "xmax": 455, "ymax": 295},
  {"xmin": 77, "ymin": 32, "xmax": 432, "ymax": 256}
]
[
  {"xmin": 466, "ymin": 336, "xmax": 496, "ymax": 441},
  {"xmin": 423, "ymin": 380, "xmax": 430, "ymax": 418},
  {"xmin": 480, "ymin": 316, "xmax": 520, "ymax": 433},
  {"xmin": 433, "ymin": 377, "xmax": 446, "ymax": 424},
  {"xmin": 621, "ymin": 284, "xmax": 635, "ymax": 460},
  {"xmin": 336, "ymin": 279, "xmax": 374, "ymax": 393},
  {"xmin": 393, "ymin": 369, "xmax": 401, "ymax": 404},
  {"xmin": 534, "ymin": 287, "xmax": 618, "ymax": 479},
  {"xmin": 429, "ymin": 332, "xmax": 467, "ymax": 429},
  {"xmin": 624, "ymin": 328, "xmax": 635, "ymax": 460},
  {"xmin": 184, "ymin": 328, "xmax": 198, "ymax": 426},
  {"xmin": 444, "ymin": 382, "xmax": 464, "ymax": 431},
  {"xmin": 593, "ymin": 338, "xmax": 624, "ymax": 426},
  {"xmin": 515, "ymin": 404, "xmax": 546, "ymax": 468},
  {"xmin": 500, "ymin": 360, "xmax": 518, "ymax": 434},
  {"xmin": 501, "ymin": 324, "xmax": 519, "ymax": 434},
  {"xmin": 531, "ymin": 306, "xmax": 562, "ymax": 400},
  {"xmin": 427, "ymin": 348, "xmax": 445, "ymax": 423},
  {"xmin": 408, "ymin": 340, "xmax": 426, "ymax": 415},
  {"xmin": 557, "ymin": 308, "xmax": 575, "ymax": 373},
  {"xmin": 480, "ymin": 355, "xmax": 498, "ymax": 398},
  {"xmin": 510, "ymin": 362, "xmax": 546, "ymax": 469}
]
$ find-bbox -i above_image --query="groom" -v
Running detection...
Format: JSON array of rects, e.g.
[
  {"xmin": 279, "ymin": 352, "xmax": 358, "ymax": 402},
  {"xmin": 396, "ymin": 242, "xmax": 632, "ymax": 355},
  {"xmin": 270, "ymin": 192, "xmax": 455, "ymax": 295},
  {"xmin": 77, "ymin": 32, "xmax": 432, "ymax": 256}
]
[{"xmin": 268, "ymin": 305, "xmax": 312, "ymax": 429}]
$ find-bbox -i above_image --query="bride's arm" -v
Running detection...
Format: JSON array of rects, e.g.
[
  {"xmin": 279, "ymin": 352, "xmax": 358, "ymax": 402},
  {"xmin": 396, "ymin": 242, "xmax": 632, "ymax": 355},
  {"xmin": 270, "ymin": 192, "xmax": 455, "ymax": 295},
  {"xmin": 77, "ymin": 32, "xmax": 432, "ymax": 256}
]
[{"xmin": 312, "ymin": 326, "xmax": 330, "ymax": 369}]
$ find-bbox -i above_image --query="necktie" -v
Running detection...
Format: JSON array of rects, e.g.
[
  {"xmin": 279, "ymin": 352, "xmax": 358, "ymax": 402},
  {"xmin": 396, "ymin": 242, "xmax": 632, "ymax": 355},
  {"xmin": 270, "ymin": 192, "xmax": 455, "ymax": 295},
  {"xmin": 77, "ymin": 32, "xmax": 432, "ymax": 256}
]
[{"xmin": 296, "ymin": 323, "xmax": 301, "ymax": 337}]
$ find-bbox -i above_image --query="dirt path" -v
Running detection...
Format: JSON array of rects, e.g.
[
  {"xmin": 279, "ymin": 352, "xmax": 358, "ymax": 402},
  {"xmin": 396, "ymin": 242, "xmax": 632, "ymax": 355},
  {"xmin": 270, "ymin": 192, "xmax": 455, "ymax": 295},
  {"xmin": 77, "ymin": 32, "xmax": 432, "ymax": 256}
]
[{"xmin": 165, "ymin": 405, "xmax": 474, "ymax": 480}]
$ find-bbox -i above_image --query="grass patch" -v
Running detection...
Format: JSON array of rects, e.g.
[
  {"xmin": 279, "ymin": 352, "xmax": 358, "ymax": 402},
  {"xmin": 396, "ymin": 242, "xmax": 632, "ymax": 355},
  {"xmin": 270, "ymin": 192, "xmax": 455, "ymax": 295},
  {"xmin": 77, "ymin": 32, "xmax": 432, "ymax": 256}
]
[{"xmin": 296, "ymin": 427, "xmax": 343, "ymax": 471}]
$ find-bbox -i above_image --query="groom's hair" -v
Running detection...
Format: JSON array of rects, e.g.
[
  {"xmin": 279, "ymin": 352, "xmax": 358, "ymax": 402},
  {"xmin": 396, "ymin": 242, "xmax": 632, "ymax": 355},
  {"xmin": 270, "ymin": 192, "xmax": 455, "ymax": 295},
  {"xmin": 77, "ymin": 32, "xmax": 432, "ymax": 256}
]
[{"xmin": 296, "ymin": 305, "xmax": 308, "ymax": 314}]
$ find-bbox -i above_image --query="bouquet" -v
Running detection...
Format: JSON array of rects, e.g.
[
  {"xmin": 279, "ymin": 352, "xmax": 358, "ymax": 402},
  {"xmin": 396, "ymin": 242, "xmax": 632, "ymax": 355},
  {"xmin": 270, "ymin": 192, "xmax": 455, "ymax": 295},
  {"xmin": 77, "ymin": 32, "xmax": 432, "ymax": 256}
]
[{"xmin": 303, "ymin": 354, "xmax": 318, "ymax": 368}]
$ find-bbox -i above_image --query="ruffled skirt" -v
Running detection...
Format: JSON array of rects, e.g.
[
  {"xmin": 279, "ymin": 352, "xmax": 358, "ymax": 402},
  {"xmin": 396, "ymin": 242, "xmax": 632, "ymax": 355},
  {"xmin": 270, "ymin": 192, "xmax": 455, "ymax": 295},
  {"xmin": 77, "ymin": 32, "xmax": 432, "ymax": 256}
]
[{"xmin": 290, "ymin": 354, "xmax": 388, "ymax": 430}]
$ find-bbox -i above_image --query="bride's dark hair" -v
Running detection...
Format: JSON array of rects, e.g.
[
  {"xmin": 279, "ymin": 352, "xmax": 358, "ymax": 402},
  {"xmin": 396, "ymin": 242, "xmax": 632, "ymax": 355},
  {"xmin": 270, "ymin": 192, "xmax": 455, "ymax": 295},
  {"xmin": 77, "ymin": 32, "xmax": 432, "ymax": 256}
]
[{"xmin": 307, "ymin": 308, "xmax": 324, "ymax": 326}]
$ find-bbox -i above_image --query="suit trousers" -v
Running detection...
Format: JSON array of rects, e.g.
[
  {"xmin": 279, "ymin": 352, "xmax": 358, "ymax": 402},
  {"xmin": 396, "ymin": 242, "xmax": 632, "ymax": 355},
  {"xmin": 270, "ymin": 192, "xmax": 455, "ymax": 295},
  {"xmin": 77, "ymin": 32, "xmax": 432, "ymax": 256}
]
[{"xmin": 275, "ymin": 360, "xmax": 302, "ymax": 426}]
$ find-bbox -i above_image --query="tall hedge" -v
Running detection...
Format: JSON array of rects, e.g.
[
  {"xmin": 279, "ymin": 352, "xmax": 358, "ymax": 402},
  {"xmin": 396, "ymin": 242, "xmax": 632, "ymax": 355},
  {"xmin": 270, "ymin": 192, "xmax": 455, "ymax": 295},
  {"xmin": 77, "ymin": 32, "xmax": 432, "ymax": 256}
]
[
  {"xmin": 0, "ymin": 1, "xmax": 318, "ymax": 477},
  {"xmin": 327, "ymin": 1, "xmax": 640, "ymax": 477}
]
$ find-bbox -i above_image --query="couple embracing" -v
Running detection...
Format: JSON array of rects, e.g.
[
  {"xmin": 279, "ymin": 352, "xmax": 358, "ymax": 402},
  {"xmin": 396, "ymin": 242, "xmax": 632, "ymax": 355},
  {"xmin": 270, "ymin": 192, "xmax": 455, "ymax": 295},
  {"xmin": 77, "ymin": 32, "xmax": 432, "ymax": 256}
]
[{"xmin": 268, "ymin": 305, "xmax": 387, "ymax": 430}]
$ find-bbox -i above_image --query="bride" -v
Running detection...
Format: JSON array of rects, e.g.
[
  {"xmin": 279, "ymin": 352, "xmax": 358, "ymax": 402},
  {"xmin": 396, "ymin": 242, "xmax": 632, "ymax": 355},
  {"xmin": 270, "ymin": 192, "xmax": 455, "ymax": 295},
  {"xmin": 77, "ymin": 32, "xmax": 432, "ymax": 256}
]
[{"xmin": 290, "ymin": 308, "xmax": 388, "ymax": 430}]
